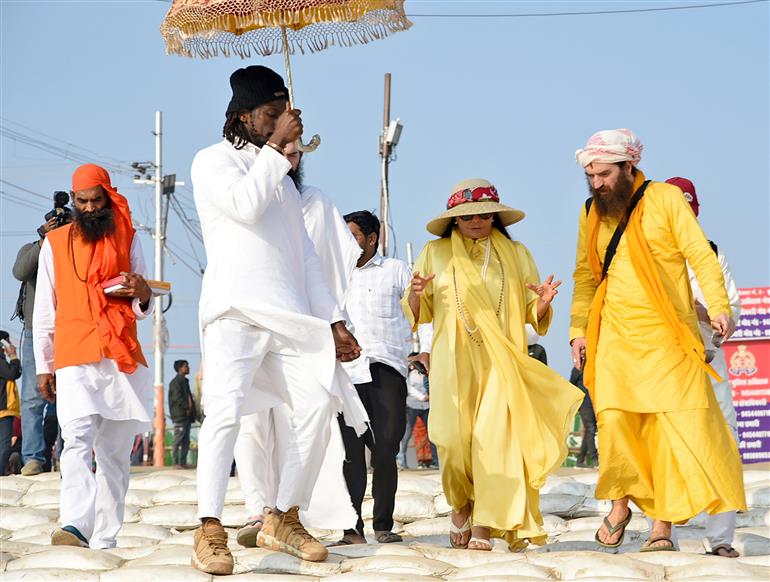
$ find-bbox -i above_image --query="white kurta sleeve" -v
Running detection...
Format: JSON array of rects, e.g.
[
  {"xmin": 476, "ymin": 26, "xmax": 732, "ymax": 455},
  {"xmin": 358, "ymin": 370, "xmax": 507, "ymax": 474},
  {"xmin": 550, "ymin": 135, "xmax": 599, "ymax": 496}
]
[
  {"xmin": 719, "ymin": 252, "xmax": 741, "ymax": 320},
  {"xmin": 417, "ymin": 323, "xmax": 433, "ymax": 354},
  {"xmin": 303, "ymin": 224, "xmax": 344, "ymax": 323},
  {"xmin": 130, "ymin": 235, "xmax": 154, "ymax": 320},
  {"xmin": 33, "ymin": 239, "xmax": 56, "ymax": 375},
  {"xmin": 191, "ymin": 143, "xmax": 291, "ymax": 225}
]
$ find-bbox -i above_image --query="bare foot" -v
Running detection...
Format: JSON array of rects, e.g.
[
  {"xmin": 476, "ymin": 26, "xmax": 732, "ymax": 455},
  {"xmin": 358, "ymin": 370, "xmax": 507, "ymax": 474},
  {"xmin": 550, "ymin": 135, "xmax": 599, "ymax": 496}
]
[{"xmin": 596, "ymin": 499, "xmax": 630, "ymax": 546}]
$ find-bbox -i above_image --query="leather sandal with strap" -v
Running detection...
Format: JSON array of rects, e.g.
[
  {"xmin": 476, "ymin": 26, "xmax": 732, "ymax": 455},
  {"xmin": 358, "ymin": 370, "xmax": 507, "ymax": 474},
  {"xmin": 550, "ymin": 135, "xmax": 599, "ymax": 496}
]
[
  {"xmin": 640, "ymin": 536, "xmax": 676, "ymax": 552},
  {"xmin": 707, "ymin": 544, "xmax": 739, "ymax": 558},
  {"xmin": 594, "ymin": 508, "xmax": 633, "ymax": 549}
]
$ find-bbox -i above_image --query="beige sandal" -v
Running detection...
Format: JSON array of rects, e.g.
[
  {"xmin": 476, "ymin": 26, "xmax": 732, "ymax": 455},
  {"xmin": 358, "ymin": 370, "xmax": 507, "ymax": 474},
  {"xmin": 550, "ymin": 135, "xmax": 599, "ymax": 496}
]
[
  {"xmin": 468, "ymin": 536, "xmax": 493, "ymax": 551},
  {"xmin": 449, "ymin": 515, "xmax": 471, "ymax": 549}
]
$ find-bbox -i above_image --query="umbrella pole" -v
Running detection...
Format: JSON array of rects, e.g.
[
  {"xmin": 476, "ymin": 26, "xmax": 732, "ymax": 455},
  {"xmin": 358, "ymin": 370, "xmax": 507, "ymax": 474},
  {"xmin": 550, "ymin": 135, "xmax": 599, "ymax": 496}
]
[{"xmin": 281, "ymin": 26, "xmax": 321, "ymax": 152}]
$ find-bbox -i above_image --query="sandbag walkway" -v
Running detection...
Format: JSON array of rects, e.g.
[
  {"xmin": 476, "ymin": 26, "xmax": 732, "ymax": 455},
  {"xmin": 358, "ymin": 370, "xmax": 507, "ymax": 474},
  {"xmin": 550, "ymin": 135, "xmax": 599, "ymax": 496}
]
[{"xmin": 1, "ymin": 466, "xmax": 768, "ymax": 581}]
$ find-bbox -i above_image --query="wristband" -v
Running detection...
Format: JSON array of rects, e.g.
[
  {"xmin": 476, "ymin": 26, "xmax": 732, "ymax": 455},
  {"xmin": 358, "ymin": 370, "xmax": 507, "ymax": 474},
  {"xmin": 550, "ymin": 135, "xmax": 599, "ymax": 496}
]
[{"xmin": 265, "ymin": 141, "xmax": 284, "ymax": 154}]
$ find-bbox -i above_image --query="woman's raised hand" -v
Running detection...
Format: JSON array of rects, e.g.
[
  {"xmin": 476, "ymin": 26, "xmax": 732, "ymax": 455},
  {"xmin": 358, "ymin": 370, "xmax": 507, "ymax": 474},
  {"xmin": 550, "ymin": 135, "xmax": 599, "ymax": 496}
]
[
  {"xmin": 410, "ymin": 271, "xmax": 436, "ymax": 297},
  {"xmin": 527, "ymin": 274, "xmax": 562, "ymax": 310}
]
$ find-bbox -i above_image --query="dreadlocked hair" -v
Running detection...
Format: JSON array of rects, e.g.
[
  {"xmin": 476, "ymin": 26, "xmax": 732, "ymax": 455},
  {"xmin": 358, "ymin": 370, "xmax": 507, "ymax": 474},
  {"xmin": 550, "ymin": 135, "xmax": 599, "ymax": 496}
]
[{"xmin": 223, "ymin": 112, "xmax": 250, "ymax": 150}]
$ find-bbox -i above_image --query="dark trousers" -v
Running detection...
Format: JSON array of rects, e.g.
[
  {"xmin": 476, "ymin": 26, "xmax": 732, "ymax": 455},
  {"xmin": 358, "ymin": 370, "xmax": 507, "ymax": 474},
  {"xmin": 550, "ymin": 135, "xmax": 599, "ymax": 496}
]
[
  {"xmin": 0, "ymin": 416, "xmax": 14, "ymax": 476},
  {"xmin": 578, "ymin": 392, "xmax": 598, "ymax": 462},
  {"xmin": 172, "ymin": 419, "xmax": 192, "ymax": 465},
  {"xmin": 338, "ymin": 362, "xmax": 406, "ymax": 535}
]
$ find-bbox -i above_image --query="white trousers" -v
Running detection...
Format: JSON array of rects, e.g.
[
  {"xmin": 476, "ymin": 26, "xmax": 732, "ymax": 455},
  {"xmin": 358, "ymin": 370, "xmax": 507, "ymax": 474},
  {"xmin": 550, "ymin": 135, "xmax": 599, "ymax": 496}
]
[
  {"xmin": 235, "ymin": 407, "xmax": 358, "ymax": 529},
  {"xmin": 197, "ymin": 319, "xmax": 334, "ymax": 519},
  {"xmin": 59, "ymin": 414, "xmax": 137, "ymax": 549}
]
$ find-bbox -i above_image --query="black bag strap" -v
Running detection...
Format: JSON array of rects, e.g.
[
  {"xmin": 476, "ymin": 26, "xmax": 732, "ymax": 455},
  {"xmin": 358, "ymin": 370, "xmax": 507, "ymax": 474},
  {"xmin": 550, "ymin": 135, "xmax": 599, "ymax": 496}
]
[
  {"xmin": 600, "ymin": 180, "xmax": 650, "ymax": 280},
  {"xmin": 708, "ymin": 240, "xmax": 718, "ymax": 256}
]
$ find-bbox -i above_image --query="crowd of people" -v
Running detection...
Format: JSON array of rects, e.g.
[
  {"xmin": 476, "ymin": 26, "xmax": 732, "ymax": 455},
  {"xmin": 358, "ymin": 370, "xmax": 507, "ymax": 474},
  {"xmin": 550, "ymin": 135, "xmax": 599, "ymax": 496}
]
[{"xmin": 3, "ymin": 64, "xmax": 747, "ymax": 574}]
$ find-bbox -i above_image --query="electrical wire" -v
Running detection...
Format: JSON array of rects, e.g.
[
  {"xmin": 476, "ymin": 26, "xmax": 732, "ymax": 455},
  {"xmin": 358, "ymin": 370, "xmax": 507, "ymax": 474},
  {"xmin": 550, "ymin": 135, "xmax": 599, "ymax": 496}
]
[
  {"xmin": 0, "ymin": 179, "xmax": 53, "ymax": 202},
  {"xmin": 0, "ymin": 191, "xmax": 48, "ymax": 212}
]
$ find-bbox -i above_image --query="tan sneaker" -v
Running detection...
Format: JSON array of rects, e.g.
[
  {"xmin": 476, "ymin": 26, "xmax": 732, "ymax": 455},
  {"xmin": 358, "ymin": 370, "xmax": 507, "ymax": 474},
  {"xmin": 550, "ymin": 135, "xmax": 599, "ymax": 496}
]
[
  {"xmin": 191, "ymin": 518, "xmax": 234, "ymax": 575},
  {"xmin": 21, "ymin": 459, "xmax": 43, "ymax": 476},
  {"xmin": 257, "ymin": 507, "xmax": 328, "ymax": 562}
]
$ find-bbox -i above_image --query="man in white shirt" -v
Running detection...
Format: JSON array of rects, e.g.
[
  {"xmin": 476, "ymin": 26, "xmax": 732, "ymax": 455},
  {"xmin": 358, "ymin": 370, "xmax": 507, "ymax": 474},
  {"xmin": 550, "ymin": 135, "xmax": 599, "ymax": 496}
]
[
  {"xmin": 339, "ymin": 210, "xmax": 411, "ymax": 545},
  {"xmin": 667, "ymin": 177, "xmax": 742, "ymax": 558},
  {"xmin": 191, "ymin": 65, "xmax": 360, "ymax": 574},
  {"xmin": 33, "ymin": 164, "xmax": 153, "ymax": 550}
]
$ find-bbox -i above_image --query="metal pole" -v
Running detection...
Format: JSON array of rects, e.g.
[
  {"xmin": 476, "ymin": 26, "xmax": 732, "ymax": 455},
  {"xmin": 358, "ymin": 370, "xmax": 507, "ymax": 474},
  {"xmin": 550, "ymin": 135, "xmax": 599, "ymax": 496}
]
[
  {"xmin": 406, "ymin": 241, "xmax": 419, "ymax": 352},
  {"xmin": 379, "ymin": 73, "xmax": 391, "ymax": 256},
  {"xmin": 152, "ymin": 111, "xmax": 166, "ymax": 468}
]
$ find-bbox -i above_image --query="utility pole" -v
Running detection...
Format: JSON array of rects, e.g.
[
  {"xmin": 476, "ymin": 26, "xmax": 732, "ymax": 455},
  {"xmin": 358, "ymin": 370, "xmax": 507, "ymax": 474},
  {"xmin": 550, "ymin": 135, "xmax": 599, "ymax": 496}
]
[
  {"xmin": 379, "ymin": 73, "xmax": 403, "ymax": 257},
  {"xmin": 132, "ymin": 111, "xmax": 184, "ymax": 467}
]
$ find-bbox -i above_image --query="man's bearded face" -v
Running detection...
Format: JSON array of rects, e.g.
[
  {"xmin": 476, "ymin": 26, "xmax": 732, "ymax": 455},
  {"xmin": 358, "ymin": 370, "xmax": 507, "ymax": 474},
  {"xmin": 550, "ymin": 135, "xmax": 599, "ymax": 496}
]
[
  {"xmin": 585, "ymin": 162, "xmax": 635, "ymax": 220},
  {"xmin": 71, "ymin": 185, "xmax": 115, "ymax": 242}
]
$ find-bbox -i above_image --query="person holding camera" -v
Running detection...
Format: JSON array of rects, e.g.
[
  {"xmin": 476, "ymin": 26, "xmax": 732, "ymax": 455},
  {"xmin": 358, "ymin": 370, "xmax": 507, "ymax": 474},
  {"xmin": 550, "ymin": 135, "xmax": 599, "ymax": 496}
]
[
  {"xmin": 33, "ymin": 164, "xmax": 154, "ymax": 550},
  {"xmin": 12, "ymin": 199, "xmax": 68, "ymax": 477},
  {"xmin": 0, "ymin": 332, "xmax": 22, "ymax": 476}
]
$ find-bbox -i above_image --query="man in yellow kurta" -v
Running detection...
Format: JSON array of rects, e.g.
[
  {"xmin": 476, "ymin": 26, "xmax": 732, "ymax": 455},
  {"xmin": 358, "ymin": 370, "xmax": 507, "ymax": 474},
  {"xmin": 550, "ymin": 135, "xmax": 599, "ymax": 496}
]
[{"xmin": 569, "ymin": 129, "xmax": 746, "ymax": 552}]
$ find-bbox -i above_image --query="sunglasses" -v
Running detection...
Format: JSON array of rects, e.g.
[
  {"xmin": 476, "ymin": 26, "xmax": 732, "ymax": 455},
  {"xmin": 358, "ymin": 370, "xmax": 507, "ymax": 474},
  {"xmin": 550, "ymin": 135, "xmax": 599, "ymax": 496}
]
[{"xmin": 458, "ymin": 213, "xmax": 494, "ymax": 221}]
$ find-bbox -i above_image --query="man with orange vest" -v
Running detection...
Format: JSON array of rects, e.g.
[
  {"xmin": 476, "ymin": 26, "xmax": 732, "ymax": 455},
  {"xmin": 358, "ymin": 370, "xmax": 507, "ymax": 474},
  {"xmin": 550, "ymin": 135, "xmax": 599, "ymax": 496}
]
[{"xmin": 33, "ymin": 164, "xmax": 154, "ymax": 549}]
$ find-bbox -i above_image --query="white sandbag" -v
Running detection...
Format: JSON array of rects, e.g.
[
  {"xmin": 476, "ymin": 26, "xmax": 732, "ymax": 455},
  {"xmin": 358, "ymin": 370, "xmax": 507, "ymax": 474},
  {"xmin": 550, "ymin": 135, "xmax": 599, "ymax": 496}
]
[
  {"xmin": 232, "ymin": 547, "xmax": 342, "ymax": 576},
  {"xmin": 746, "ymin": 485, "xmax": 770, "ymax": 508},
  {"xmin": 396, "ymin": 475, "xmax": 443, "ymax": 497},
  {"xmin": 449, "ymin": 560, "xmax": 552, "ymax": 579},
  {"xmin": 433, "ymin": 493, "xmax": 452, "ymax": 516},
  {"xmin": 0, "ymin": 507, "xmax": 57, "ymax": 530},
  {"xmin": 538, "ymin": 493, "xmax": 584, "ymax": 517},
  {"xmin": 567, "ymin": 515, "xmax": 648, "ymax": 534},
  {"xmin": 128, "ymin": 473, "xmax": 188, "ymax": 491},
  {"xmin": 0, "ymin": 527, "xmax": 13, "ymax": 540},
  {"xmin": 123, "ymin": 545, "xmax": 194, "ymax": 567},
  {"xmin": 123, "ymin": 505, "xmax": 141, "ymax": 524},
  {"xmin": 572, "ymin": 497, "xmax": 614, "ymax": 518},
  {"xmin": 732, "ymin": 531, "xmax": 770, "ymax": 556},
  {"xmin": 221, "ymin": 504, "xmax": 250, "ymax": 528},
  {"xmin": 542, "ymin": 514, "xmax": 569, "ymax": 535},
  {"xmin": 159, "ymin": 528, "xmax": 242, "ymax": 551},
  {"xmin": 339, "ymin": 554, "xmax": 456, "ymax": 577},
  {"xmin": 534, "ymin": 540, "xmax": 617, "ymax": 553},
  {"xmin": 124, "ymin": 489, "xmax": 157, "ymax": 508},
  {"xmin": 224, "ymin": 487, "xmax": 245, "ymax": 504},
  {"xmin": 101, "ymin": 565, "xmax": 213, "ymax": 582},
  {"xmin": 403, "ymin": 516, "xmax": 449, "ymax": 537},
  {"xmin": 527, "ymin": 551, "xmax": 664, "ymax": 580},
  {"xmin": 665, "ymin": 560, "xmax": 770, "ymax": 579},
  {"xmin": 0, "ymin": 488, "xmax": 24, "ymax": 506},
  {"xmin": 103, "ymin": 545, "xmax": 158, "ymax": 560},
  {"xmin": 329, "ymin": 544, "xmax": 422, "ymax": 559},
  {"xmin": 23, "ymin": 471, "xmax": 61, "ymax": 482},
  {"xmin": 8, "ymin": 534, "xmax": 56, "ymax": 546},
  {"xmin": 5, "ymin": 546, "xmax": 123, "ymax": 571},
  {"xmin": 8, "ymin": 522, "xmax": 57, "ymax": 541},
  {"xmin": 553, "ymin": 529, "xmax": 642, "ymax": 544},
  {"xmin": 392, "ymin": 493, "xmax": 437, "ymax": 522},
  {"xmin": 21, "ymin": 488, "xmax": 60, "ymax": 508},
  {"xmin": 307, "ymin": 528, "xmax": 344, "ymax": 543},
  {"xmin": 0, "ymin": 476, "xmax": 33, "ymax": 494},
  {"xmin": 1, "ymin": 568, "xmax": 101, "ymax": 581},
  {"xmin": 140, "ymin": 504, "xmax": 199, "ymax": 529},
  {"xmin": 743, "ymin": 470, "xmax": 770, "ymax": 485},
  {"xmin": 738, "ymin": 554, "xmax": 770, "ymax": 567},
  {"xmin": 630, "ymin": 551, "xmax": 723, "ymax": 567},
  {"xmin": 26, "ymin": 480, "xmax": 61, "ymax": 493},
  {"xmin": 223, "ymin": 574, "xmax": 318, "ymax": 581},
  {"xmin": 569, "ymin": 471, "xmax": 600, "ymax": 485},
  {"xmin": 0, "ymin": 540, "xmax": 52, "ymax": 556},
  {"xmin": 540, "ymin": 478, "xmax": 592, "ymax": 497},
  {"xmin": 115, "ymin": 536, "xmax": 160, "ymax": 548},
  {"xmin": 411, "ymin": 543, "xmax": 526, "ymax": 568},
  {"xmin": 324, "ymin": 573, "xmax": 438, "ymax": 582},
  {"xmin": 151, "ymin": 484, "xmax": 198, "ymax": 505}
]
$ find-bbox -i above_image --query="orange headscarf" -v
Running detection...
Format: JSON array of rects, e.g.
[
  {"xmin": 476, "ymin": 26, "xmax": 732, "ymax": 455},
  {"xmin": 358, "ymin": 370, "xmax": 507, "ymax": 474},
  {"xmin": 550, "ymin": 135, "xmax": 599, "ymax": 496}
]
[{"xmin": 71, "ymin": 164, "xmax": 142, "ymax": 374}]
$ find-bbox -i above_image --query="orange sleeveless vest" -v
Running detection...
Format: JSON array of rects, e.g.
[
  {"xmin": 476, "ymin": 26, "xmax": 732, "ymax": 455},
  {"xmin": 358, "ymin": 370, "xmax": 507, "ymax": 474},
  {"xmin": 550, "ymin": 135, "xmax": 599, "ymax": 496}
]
[{"xmin": 47, "ymin": 224, "xmax": 146, "ymax": 371}]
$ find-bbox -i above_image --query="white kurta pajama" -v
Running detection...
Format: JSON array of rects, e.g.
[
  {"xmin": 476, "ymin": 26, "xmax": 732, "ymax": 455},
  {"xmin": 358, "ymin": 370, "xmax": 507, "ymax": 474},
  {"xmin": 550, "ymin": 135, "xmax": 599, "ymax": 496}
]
[
  {"xmin": 33, "ymin": 237, "xmax": 153, "ymax": 549},
  {"xmin": 234, "ymin": 183, "xmax": 368, "ymax": 529},
  {"xmin": 192, "ymin": 140, "xmax": 342, "ymax": 520},
  {"xmin": 688, "ymin": 250, "xmax": 742, "ymax": 551}
]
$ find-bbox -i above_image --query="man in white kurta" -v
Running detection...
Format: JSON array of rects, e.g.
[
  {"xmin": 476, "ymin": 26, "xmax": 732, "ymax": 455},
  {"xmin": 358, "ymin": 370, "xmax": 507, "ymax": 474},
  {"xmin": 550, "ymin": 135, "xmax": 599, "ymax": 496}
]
[
  {"xmin": 233, "ymin": 144, "xmax": 368, "ymax": 543},
  {"xmin": 191, "ymin": 65, "xmax": 360, "ymax": 574},
  {"xmin": 34, "ymin": 164, "xmax": 153, "ymax": 550}
]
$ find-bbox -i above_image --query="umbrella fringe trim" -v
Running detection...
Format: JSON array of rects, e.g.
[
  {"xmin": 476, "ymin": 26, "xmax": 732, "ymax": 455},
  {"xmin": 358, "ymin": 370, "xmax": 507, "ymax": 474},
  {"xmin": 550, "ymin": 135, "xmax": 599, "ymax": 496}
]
[{"xmin": 160, "ymin": 5, "xmax": 412, "ymax": 59}]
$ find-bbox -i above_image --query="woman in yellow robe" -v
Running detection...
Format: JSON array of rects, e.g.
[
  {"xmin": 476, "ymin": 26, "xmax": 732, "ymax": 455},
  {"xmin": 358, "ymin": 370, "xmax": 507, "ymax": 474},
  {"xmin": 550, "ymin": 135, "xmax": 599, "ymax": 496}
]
[{"xmin": 403, "ymin": 179, "xmax": 583, "ymax": 551}]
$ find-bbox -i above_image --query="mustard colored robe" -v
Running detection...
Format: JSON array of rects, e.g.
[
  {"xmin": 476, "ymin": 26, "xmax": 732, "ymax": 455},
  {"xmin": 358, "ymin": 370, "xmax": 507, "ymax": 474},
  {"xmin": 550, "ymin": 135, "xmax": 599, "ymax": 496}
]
[
  {"xmin": 569, "ymin": 180, "xmax": 746, "ymax": 521},
  {"xmin": 404, "ymin": 230, "xmax": 583, "ymax": 548}
]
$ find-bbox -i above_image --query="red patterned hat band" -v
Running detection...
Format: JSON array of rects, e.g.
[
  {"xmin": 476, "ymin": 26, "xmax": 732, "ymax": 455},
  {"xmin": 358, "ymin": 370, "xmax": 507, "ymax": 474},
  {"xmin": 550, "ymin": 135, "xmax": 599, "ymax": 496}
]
[{"xmin": 446, "ymin": 185, "xmax": 499, "ymax": 209}]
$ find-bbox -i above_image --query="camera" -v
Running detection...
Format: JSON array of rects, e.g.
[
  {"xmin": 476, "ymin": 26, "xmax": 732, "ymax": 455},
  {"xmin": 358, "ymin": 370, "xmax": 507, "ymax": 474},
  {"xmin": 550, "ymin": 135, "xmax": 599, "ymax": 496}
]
[
  {"xmin": 0, "ymin": 330, "xmax": 10, "ymax": 350},
  {"xmin": 37, "ymin": 191, "xmax": 72, "ymax": 238}
]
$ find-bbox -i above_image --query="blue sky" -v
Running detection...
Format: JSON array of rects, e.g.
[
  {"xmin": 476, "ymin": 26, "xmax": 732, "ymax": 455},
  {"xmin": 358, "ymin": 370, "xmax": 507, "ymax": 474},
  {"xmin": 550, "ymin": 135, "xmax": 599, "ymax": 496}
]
[{"xmin": 1, "ymin": 0, "xmax": 768, "ymax": 383}]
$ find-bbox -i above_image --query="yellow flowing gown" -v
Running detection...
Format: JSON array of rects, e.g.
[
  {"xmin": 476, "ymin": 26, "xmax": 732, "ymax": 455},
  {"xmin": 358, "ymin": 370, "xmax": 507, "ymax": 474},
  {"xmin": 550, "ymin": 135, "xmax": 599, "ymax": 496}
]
[
  {"xmin": 403, "ymin": 229, "xmax": 583, "ymax": 549},
  {"xmin": 569, "ymin": 177, "xmax": 746, "ymax": 522}
]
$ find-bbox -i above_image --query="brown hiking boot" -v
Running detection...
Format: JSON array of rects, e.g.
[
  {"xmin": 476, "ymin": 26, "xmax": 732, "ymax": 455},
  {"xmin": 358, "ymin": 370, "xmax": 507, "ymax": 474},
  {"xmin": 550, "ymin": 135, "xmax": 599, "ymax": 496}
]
[
  {"xmin": 191, "ymin": 518, "xmax": 234, "ymax": 575},
  {"xmin": 257, "ymin": 507, "xmax": 328, "ymax": 562}
]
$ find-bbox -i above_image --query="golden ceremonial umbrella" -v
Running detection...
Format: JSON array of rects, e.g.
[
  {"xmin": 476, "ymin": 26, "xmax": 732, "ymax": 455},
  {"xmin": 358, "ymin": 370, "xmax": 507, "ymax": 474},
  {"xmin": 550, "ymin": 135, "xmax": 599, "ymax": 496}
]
[{"xmin": 160, "ymin": 0, "xmax": 412, "ymax": 151}]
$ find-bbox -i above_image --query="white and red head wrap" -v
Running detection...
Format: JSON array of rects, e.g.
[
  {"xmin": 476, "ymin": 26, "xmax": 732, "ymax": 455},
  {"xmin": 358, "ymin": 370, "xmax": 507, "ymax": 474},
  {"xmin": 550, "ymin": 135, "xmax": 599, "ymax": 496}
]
[{"xmin": 575, "ymin": 129, "xmax": 643, "ymax": 168}]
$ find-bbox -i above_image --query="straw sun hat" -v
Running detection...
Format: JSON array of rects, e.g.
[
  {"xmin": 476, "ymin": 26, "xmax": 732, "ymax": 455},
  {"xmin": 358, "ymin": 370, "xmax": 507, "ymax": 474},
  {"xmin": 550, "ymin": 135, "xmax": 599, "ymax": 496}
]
[{"xmin": 426, "ymin": 178, "xmax": 525, "ymax": 236}]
